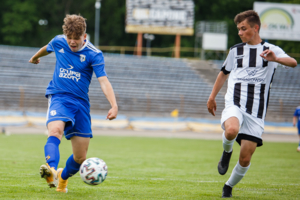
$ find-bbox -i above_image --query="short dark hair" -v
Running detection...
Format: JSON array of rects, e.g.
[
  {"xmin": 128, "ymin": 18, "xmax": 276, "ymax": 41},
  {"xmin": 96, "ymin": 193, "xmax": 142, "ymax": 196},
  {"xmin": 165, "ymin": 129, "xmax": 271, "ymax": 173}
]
[
  {"xmin": 234, "ymin": 10, "xmax": 261, "ymax": 31},
  {"xmin": 62, "ymin": 14, "xmax": 86, "ymax": 38}
]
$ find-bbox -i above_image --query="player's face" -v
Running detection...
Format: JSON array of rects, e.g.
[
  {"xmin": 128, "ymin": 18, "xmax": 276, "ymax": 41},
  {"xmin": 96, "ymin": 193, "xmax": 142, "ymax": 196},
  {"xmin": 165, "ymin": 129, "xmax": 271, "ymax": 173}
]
[
  {"xmin": 237, "ymin": 19, "xmax": 259, "ymax": 44},
  {"xmin": 66, "ymin": 33, "xmax": 87, "ymax": 52}
]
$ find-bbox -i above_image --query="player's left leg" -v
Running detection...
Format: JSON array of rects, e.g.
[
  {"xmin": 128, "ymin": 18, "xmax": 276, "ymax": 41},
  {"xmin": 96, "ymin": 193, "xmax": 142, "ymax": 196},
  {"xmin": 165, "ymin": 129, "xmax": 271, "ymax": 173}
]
[
  {"xmin": 222, "ymin": 112, "xmax": 263, "ymax": 198},
  {"xmin": 297, "ymin": 134, "xmax": 300, "ymax": 152},
  {"xmin": 56, "ymin": 136, "xmax": 90, "ymax": 193},
  {"xmin": 222, "ymin": 140, "xmax": 257, "ymax": 197}
]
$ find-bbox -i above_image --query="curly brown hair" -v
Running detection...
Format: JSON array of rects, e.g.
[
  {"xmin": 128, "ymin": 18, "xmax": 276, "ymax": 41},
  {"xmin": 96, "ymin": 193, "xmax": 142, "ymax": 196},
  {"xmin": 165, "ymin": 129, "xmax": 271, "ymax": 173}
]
[
  {"xmin": 62, "ymin": 14, "xmax": 86, "ymax": 38},
  {"xmin": 234, "ymin": 10, "xmax": 261, "ymax": 31}
]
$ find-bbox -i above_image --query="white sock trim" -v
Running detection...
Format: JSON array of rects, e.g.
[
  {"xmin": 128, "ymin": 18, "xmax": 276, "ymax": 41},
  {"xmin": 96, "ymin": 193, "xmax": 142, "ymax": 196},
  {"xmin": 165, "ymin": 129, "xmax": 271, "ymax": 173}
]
[
  {"xmin": 235, "ymin": 161, "xmax": 250, "ymax": 175},
  {"xmin": 222, "ymin": 132, "xmax": 235, "ymax": 153}
]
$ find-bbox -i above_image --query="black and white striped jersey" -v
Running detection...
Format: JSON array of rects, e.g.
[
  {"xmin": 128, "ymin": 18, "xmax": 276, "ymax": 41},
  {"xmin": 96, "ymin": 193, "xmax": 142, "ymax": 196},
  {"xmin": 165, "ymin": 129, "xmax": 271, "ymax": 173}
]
[{"xmin": 221, "ymin": 41, "xmax": 289, "ymax": 123}]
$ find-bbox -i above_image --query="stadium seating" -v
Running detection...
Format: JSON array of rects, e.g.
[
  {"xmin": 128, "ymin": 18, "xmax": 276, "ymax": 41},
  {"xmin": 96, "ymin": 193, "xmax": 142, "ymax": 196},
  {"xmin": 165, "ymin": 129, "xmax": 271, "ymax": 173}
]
[{"xmin": 0, "ymin": 44, "xmax": 298, "ymax": 123}]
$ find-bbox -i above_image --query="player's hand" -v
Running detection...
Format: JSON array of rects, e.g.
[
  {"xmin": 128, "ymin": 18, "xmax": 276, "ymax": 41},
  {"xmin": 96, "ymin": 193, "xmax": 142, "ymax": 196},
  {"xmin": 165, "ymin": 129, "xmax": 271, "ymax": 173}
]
[
  {"xmin": 106, "ymin": 106, "xmax": 118, "ymax": 120},
  {"xmin": 29, "ymin": 57, "xmax": 40, "ymax": 64},
  {"xmin": 207, "ymin": 98, "xmax": 217, "ymax": 116},
  {"xmin": 260, "ymin": 49, "xmax": 277, "ymax": 62}
]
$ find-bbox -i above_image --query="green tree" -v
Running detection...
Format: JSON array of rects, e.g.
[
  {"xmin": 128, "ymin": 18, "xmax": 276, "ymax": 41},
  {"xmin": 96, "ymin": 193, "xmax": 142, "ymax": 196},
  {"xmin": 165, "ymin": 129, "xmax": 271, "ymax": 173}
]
[{"xmin": 0, "ymin": 0, "xmax": 299, "ymax": 59}]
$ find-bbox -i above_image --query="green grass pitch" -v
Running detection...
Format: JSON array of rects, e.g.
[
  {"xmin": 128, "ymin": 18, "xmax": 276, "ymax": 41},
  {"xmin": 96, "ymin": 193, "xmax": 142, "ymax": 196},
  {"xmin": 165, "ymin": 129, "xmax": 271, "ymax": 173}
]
[{"xmin": 0, "ymin": 134, "xmax": 299, "ymax": 200}]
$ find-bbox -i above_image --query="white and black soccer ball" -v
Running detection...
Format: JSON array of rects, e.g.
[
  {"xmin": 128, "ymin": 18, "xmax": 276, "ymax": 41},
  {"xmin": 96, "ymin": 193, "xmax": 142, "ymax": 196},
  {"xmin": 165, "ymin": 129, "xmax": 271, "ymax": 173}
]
[{"xmin": 79, "ymin": 157, "xmax": 108, "ymax": 185}]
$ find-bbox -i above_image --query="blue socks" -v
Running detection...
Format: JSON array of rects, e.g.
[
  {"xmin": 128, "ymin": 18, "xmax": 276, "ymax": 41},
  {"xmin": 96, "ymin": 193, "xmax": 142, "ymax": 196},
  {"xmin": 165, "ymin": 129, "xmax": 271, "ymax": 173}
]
[
  {"xmin": 61, "ymin": 154, "xmax": 81, "ymax": 180},
  {"xmin": 44, "ymin": 136, "xmax": 61, "ymax": 170},
  {"xmin": 44, "ymin": 137, "xmax": 81, "ymax": 180}
]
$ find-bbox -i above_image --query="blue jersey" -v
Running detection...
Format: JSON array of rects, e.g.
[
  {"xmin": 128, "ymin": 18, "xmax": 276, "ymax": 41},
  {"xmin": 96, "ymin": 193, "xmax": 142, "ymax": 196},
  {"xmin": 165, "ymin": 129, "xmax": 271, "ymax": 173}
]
[
  {"xmin": 45, "ymin": 35, "xmax": 107, "ymax": 102},
  {"xmin": 294, "ymin": 106, "xmax": 300, "ymax": 125}
]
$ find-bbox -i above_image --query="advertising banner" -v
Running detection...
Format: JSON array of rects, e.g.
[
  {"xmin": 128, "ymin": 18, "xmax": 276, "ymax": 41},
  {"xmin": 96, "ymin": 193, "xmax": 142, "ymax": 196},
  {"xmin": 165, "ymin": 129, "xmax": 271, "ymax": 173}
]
[
  {"xmin": 254, "ymin": 2, "xmax": 300, "ymax": 41},
  {"xmin": 126, "ymin": 0, "xmax": 194, "ymax": 35}
]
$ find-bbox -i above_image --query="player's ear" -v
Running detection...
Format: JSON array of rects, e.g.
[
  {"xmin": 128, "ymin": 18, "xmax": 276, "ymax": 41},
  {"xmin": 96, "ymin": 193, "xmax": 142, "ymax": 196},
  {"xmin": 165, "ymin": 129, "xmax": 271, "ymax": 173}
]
[
  {"xmin": 83, "ymin": 33, "xmax": 87, "ymax": 40},
  {"xmin": 254, "ymin": 24, "xmax": 259, "ymax": 32}
]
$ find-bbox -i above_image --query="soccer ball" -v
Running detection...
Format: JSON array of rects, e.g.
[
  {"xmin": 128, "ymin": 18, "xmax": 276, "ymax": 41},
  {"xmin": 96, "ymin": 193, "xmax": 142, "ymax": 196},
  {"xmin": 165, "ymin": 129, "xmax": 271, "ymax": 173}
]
[
  {"xmin": 297, "ymin": 146, "xmax": 300, "ymax": 152},
  {"xmin": 79, "ymin": 157, "xmax": 108, "ymax": 185}
]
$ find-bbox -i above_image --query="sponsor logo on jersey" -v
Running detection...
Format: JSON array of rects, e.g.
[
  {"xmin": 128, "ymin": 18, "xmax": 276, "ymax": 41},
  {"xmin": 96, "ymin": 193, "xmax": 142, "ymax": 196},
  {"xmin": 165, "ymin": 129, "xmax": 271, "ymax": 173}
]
[
  {"xmin": 68, "ymin": 64, "xmax": 74, "ymax": 69},
  {"xmin": 46, "ymin": 155, "xmax": 50, "ymax": 161},
  {"xmin": 59, "ymin": 65, "xmax": 81, "ymax": 82},
  {"xmin": 50, "ymin": 110, "xmax": 57, "ymax": 116},
  {"xmin": 246, "ymin": 69, "xmax": 258, "ymax": 76},
  {"xmin": 80, "ymin": 54, "xmax": 86, "ymax": 62},
  {"xmin": 59, "ymin": 48, "xmax": 64, "ymax": 53},
  {"xmin": 237, "ymin": 77, "xmax": 265, "ymax": 82}
]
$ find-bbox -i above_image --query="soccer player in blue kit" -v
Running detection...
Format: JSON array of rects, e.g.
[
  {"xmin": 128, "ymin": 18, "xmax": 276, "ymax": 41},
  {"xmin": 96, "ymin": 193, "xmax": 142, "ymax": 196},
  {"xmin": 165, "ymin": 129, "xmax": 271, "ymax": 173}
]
[
  {"xmin": 293, "ymin": 106, "xmax": 300, "ymax": 152},
  {"xmin": 29, "ymin": 14, "xmax": 118, "ymax": 193}
]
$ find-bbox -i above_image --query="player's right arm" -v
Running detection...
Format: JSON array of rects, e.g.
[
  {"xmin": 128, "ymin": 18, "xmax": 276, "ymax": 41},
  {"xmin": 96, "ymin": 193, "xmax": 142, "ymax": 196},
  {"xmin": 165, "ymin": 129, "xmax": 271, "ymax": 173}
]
[
  {"xmin": 207, "ymin": 49, "xmax": 233, "ymax": 116},
  {"xmin": 29, "ymin": 45, "xmax": 50, "ymax": 64},
  {"xmin": 207, "ymin": 72, "xmax": 229, "ymax": 116}
]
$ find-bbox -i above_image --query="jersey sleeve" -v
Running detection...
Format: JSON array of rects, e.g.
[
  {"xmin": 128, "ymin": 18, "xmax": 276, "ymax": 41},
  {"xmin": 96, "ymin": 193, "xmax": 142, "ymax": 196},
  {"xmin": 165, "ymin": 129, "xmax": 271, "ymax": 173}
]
[
  {"xmin": 272, "ymin": 46, "xmax": 289, "ymax": 58},
  {"xmin": 46, "ymin": 37, "xmax": 55, "ymax": 53},
  {"xmin": 92, "ymin": 52, "xmax": 107, "ymax": 78},
  {"xmin": 220, "ymin": 49, "xmax": 234, "ymax": 75},
  {"xmin": 271, "ymin": 46, "xmax": 291, "ymax": 69},
  {"xmin": 294, "ymin": 109, "xmax": 299, "ymax": 117}
]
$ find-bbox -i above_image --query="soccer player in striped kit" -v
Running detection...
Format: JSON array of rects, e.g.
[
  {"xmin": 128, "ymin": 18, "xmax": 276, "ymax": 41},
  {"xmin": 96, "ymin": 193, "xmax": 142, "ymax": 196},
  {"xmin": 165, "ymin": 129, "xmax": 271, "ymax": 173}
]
[
  {"xmin": 207, "ymin": 10, "xmax": 297, "ymax": 198},
  {"xmin": 29, "ymin": 14, "xmax": 118, "ymax": 193}
]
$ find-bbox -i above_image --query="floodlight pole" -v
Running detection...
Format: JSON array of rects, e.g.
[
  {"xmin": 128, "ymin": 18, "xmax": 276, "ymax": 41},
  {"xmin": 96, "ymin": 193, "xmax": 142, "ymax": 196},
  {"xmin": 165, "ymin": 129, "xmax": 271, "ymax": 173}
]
[
  {"xmin": 137, "ymin": 33, "xmax": 143, "ymax": 56},
  {"xmin": 94, "ymin": 0, "xmax": 101, "ymax": 48},
  {"xmin": 175, "ymin": 34, "xmax": 181, "ymax": 58}
]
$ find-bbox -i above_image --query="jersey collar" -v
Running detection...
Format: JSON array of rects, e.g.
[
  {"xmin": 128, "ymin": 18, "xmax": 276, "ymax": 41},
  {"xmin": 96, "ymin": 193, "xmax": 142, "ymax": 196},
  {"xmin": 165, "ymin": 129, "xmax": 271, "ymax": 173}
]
[
  {"xmin": 78, "ymin": 40, "xmax": 88, "ymax": 52},
  {"xmin": 246, "ymin": 40, "xmax": 265, "ymax": 48}
]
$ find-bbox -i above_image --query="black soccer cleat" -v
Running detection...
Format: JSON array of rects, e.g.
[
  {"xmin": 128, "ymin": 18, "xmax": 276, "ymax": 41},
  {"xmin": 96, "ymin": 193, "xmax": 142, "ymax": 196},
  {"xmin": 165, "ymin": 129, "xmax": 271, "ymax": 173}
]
[
  {"xmin": 218, "ymin": 150, "xmax": 232, "ymax": 175},
  {"xmin": 222, "ymin": 184, "xmax": 232, "ymax": 198}
]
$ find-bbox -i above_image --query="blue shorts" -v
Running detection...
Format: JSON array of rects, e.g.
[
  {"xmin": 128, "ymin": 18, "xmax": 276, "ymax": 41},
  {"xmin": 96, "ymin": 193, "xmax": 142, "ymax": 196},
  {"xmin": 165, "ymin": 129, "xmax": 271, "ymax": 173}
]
[
  {"xmin": 46, "ymin": 93, "xmax": 92, "ymax": 140},
  {"xmin": 298, "ymin": 124, "xmax": 300, "ymax": 135}
]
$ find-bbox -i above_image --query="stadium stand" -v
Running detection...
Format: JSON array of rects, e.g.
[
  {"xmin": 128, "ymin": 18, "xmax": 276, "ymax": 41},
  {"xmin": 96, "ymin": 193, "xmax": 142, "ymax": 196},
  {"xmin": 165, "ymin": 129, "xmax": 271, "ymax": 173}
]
[
  {"xmin": 0, "ymin": 44, "xmax": 298, "ymax": 123},
  {"xmin": 0, "ymin": 45, "xmax": 224, "ymax": 119}
]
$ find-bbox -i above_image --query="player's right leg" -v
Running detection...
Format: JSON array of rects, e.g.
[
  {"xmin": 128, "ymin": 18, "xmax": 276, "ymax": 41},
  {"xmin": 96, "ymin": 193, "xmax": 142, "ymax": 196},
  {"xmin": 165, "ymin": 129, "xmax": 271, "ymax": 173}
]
[
  {"xmin": 41, "ymin": 93, "xmax": 77, "ymax": 188},
  {"xmin": 40, "ymin": 121, "xmax": 65, "ymax": 188},
  {"xmin": 218, "ymin": 106, "xmax": 242, "ymax": 175}
]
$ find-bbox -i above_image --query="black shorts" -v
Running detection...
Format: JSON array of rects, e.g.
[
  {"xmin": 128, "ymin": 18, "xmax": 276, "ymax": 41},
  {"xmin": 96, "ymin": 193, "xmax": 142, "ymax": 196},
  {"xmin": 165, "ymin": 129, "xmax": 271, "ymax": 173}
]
[{"xmin": 236, "ymin": 133, "xmax": 263, "ymax": 147}]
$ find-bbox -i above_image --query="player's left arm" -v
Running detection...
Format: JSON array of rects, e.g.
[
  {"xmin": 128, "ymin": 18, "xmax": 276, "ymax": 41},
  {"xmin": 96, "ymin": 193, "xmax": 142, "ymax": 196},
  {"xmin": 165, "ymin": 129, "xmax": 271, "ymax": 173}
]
[
  {"xmin": 293, "ymin": 116, "xmax": 297, "ymax": 127},
  {"xmin": 97, "ymin": 76, "xmax": 118, "ymax": 120},
  {"xmin": 260, "ymin": 49, "xmax": 297, "ymax": 68}
]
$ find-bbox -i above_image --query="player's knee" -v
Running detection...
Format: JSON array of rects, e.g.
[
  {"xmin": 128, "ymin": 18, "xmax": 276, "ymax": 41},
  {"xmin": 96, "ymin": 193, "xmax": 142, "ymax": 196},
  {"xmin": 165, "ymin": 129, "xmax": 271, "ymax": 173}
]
[
  {"xmin": 48, "ymin": 127, "xmax": 63, "ymax": 138},
  {"xmin": 239, "ymin": 156, "xmax": 251, "ymax": 167},
  {"xmin": 74, "ymin": 155, "xmax": 86, "ymax": 164},
  {"xmin": 225, "ymin": 126, "xmax": 239, "ymax": 140}
]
